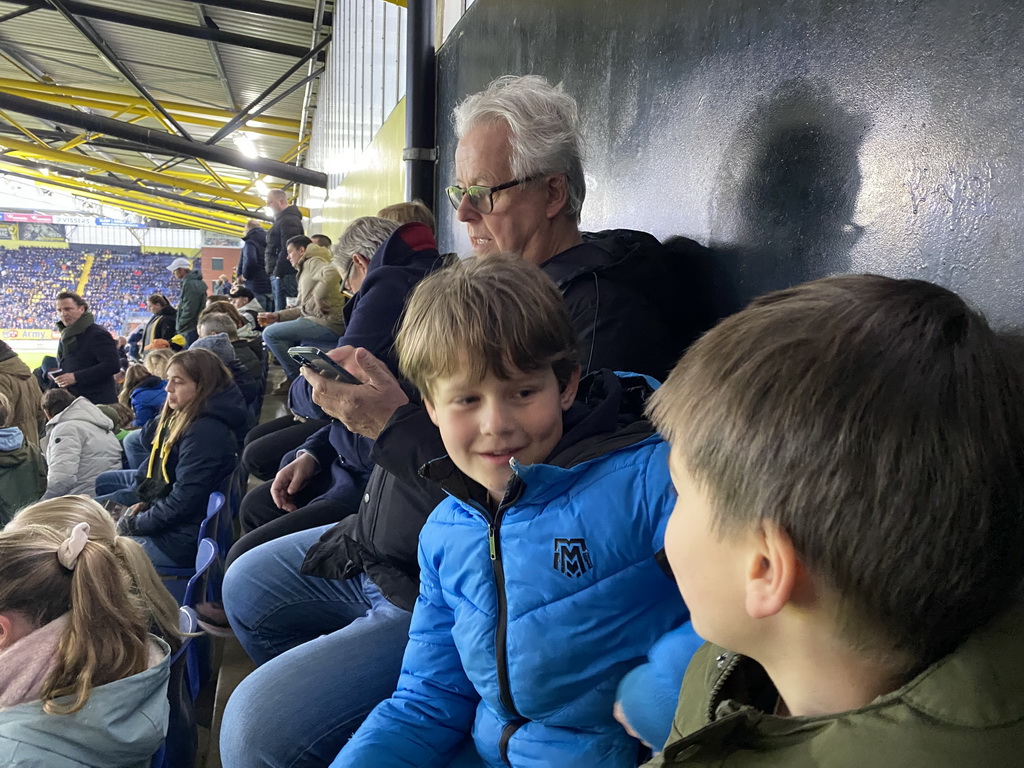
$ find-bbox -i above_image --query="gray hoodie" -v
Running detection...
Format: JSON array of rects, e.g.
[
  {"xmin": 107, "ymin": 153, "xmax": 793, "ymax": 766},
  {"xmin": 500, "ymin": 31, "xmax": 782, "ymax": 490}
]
[
  {"xmin": 0, "ymin": 638, "xmax": 170, "ymax": 767},
  {"xmin": 42, "ymin": 396, "xmax": 123, "ymax": 498}
]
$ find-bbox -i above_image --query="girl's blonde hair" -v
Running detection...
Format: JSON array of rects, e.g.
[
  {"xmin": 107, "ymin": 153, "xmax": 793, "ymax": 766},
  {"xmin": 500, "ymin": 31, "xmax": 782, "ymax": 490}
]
[
  {"xmin": 0, "ymin": 523, "xmax": 150, "ymax": 714},
  {"xmin": 9, "ymin": 496, "xmax": 182, "ymax": 651},
  {"xmin": 144, "ymin": 348, "xmax": 174, "ymax": 379},
  {"xmin": 161, "ymin": 349, "xmax": 232, "ymax": 450},
  {"xmin": 119, "ymin": 364, "xmax": 153, "ymax": 408}
]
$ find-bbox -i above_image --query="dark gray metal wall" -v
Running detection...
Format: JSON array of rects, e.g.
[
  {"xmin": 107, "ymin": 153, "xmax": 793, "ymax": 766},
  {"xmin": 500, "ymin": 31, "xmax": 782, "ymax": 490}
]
[{"xmin": 436, "ymin": 0, "xmax": 1023, "ymax": 325}]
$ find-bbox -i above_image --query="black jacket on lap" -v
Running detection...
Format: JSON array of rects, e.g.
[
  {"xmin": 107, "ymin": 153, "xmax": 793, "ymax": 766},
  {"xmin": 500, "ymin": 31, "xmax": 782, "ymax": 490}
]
[{"xmin": 301, "ymin": 403, "xmax": 447, "ymax": 611}]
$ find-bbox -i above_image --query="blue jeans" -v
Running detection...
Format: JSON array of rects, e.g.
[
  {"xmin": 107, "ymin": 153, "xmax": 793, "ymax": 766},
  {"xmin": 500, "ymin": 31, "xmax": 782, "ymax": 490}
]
[
  {"xmin": 123, "ymin": 430, "xmax": 148, "ymax": 469},
  {"xmin": 272, "ymin": 274, "xmax": 298, "ymax": 312},
  {"xmin": 219, "ymin": 526, "xmax": 413, "ymax": 768},
  {"xmin": 95, "ymin": 468, "xmax": 138, "ymax": 496},
  {"xmin": 262, "ymin": 318, "xmax": 339, "ymax": 380}
]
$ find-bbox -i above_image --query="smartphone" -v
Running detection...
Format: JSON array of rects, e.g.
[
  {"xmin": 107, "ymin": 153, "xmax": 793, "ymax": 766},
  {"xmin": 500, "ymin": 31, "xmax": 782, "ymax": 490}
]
[
  {"xmin": 102, "ymin": 499, "xmax": 127, "ymax": 520},
  {"xmin": 287, "ymin": 347, "xmax": 363, "ymax": 386},
  {"xmin": 47, "ymin": 368, "xmax": 63, "ymax": 382}
]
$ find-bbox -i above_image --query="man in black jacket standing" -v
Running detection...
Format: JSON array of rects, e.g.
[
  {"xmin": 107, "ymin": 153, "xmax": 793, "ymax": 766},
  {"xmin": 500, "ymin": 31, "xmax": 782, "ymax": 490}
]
[
  {"xmin": 264, "ymin": 189, "xmax": 304, "ymax": 312},
  {"xmin": 238, "ymin": 219, "xmax": 273, "ymax": 311},
  {"xmin": 52, "ymin": 291, "xmax": 120, "ymax": 404}
]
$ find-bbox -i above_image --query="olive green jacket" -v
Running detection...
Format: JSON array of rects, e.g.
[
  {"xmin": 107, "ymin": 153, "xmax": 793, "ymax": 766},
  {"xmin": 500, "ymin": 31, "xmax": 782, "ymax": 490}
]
[{"xmin": 647, "ymin": 601, "xmax": 1024, "ymax": 767}]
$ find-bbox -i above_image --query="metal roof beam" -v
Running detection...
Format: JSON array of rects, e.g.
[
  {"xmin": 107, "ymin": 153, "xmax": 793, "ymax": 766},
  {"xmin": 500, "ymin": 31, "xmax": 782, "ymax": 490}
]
[
  {"xmin": 45, "ymin": 0, "xmax": 195, "ymax": 141},
  {"xmin": 0, "ymin": 89, "xmax": 327, "ymax": 186},
  {"xmin": 0, "ymin": 3, "xmax": 46, "ymax": 25},
  {"xmin": 172, "ymin": 0, "xmax": 332, "ymax": 27},
  {"xmin": 43, "ymin": 0, "xmax": 312, "ymax": 58},
  {"xmin": 0, "ymin": 79, "xmax": 301, "ymax": 128},
  {"xmin": 194, "ymin": 5, "xmax": 239, "ymax": 112},
  {"xmin": 0, "ymin": 133, "xmax": 265, "ymax": 205},
  {"xmin": 0, "ymin": 154, "xmax": 270, "ymax": 221}
]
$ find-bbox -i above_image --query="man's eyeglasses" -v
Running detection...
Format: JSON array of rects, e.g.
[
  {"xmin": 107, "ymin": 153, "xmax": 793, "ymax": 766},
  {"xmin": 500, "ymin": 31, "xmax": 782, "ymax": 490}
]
[{"xmin": 445, "ymin": 176, "xmax": 536, "ymax": 214}]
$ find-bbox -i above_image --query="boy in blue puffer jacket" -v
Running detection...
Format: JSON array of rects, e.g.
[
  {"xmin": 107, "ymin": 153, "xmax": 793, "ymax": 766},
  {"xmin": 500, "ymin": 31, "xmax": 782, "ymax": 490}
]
[{"xmin": 334, "ymin": 254, "xmax": 692, "ymax": 768}]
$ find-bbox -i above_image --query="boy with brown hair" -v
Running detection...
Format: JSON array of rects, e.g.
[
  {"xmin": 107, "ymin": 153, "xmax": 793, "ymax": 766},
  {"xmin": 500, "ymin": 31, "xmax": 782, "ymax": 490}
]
[
  {"xmin": 645, "ymin": 274, "xmax": 1024, "ymax": 766},
  {"xmin": 334, "ymin": 254, "xmax": 689, "ymax": 767}
]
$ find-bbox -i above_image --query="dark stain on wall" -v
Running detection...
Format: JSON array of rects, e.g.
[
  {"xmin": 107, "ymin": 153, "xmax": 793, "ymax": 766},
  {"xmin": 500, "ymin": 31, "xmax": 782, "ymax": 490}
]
[{"xmin": 435, "ymin": 0, "xmax": 1024, "ymax": 326}]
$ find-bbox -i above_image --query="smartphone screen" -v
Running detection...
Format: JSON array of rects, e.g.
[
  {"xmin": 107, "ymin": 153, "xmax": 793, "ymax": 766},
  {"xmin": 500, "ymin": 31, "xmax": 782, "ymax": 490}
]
[{"xmin": 287, "ymin": 347, "xmax": 362, "ymax": 386}]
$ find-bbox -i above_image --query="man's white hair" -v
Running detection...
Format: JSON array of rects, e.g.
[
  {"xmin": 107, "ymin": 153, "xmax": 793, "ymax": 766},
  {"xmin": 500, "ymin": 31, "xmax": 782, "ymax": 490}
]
[{"xmin": 453, "ymin": 74, "xmax": 586, "ymax": 222}]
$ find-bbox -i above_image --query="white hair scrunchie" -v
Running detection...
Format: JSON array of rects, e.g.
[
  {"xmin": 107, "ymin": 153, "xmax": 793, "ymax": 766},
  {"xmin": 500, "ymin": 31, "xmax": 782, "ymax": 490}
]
[{"xmin": 56, "ymin": 522, "xmax": 91, "ymax": 570}]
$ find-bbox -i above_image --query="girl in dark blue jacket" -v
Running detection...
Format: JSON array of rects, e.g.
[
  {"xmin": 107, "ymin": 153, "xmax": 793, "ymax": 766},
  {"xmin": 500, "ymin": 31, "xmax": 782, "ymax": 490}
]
[{"xmin": 116, "ymin": 349, "xmax": 246, "ymax": 568}]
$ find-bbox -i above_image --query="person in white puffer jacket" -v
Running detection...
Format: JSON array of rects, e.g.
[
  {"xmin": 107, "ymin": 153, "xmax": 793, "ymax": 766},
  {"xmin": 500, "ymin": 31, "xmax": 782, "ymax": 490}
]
[{"xmin": 40, "ymin": 388, "xmax": 122, "ymax": 498}]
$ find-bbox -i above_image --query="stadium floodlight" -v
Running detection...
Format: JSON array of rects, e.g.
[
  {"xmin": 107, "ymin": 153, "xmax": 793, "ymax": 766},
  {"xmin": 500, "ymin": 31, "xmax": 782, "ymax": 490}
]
[
  {"xmin": 234, "ymin": 133, "xmax": 260, "ymax": 159},
  {"xmin": 254, "ymin": 177, "xmax": 270, "ymax": 196}
]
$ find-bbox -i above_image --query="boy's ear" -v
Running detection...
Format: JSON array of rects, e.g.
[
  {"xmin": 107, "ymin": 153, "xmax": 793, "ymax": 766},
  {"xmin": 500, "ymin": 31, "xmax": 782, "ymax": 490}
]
[
  {"xmin": 745, "ymin": 519, "xmax": 798, "ymax": 620},
  {"xmin": 423, "ymin": 397, "xmax": 439, "ymax": 427},
  {"xmin": 559, "ymin": 367, "xmax": 581, "ymax": 410}
]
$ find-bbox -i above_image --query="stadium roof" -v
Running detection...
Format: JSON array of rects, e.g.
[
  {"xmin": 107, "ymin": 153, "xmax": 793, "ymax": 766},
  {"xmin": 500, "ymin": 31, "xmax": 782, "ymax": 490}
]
[{"xmin": 0, "ymin": 0, "xmax": 358, "ymax": 234}]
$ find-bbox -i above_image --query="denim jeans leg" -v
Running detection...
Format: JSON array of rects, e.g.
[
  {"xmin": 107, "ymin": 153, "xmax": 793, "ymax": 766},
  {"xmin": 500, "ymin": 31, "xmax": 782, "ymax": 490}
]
[
  {"xmin": 220, "ymin": 529, "xmax": 413, "ymax": 768},
  {"xmin": 262, "ymin": 319, "xmax": 338, "ymax": 380},
  {"xmin": 129, "ymin": 535, "xmax": 182, "ymax": 568},
  {"xmin": 123, "ymin": 429, "xmax": 148, "ymax": 469},
  {"xmin": 94, "ymin": 468, "xmax": 139, "ymax": 496},
  {"xmin": 272, "ymin": 276, "xmax": 284, "ymax": 312}
]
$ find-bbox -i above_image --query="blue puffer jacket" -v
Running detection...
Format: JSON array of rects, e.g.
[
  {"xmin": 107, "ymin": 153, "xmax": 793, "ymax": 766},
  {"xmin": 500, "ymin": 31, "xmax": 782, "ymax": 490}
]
[
  {"xmin": 129, "ymin": 376, "xmax": 166, "ymax": 427},
  {"xmin": 336, "ymin": 371, "xmax": 690, "ymax": 768}
]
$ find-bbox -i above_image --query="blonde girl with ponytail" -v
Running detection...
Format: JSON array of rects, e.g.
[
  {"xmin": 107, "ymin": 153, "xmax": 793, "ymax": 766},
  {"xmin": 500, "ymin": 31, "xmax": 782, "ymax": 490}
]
[
  {"xmin": 8, "ymin": 495, "xmax": 182, "ymax": 652},
  {"xmin": 0, "ymin": 523, "xmax": 171, "ymax": 767}
]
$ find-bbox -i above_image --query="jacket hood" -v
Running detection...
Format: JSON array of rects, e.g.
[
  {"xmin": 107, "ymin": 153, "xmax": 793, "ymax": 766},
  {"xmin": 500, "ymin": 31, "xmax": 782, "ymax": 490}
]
[
  {"xmin": 135, "ymin": 374, "xmax": 164, "ymax": 390},
  {"xmin": 198, "ymin": 382, "xmax": 249, "ymax": 431},
  {"xmin": 0, "ymin": 354, "xmax": 31, "ymax": 380},
  {"xmin": 183, "ymin": 269, "xmax": 204, "ymax": 282},
  {"xmin": 0, "ymin": 637, "xmax": 170, "ymax": 768},
  {"xmin": 0, "ymin": 425, "xmax": 24, "ymax": 457},
  {"xmin": 542, "ymin": 228, "xmax": 661, "ymax": 286},
  {"xmin": 154, "ymin": 304, "xmax": 176, "ymax": 317},
  {"xmin": 47, "ymin": 396, "xmax": 114, "ymax": 431},
  {"xmin": 297, "ymin": 242, "xmax": 332, "ymax": 269},
  {"xmin": 244, "ymin": 226, "xmax": 267, "ymax": 246},
  {"xmin": 189, "ymin": 332, "xmax": 236, "ymax": 363},
  {"xmin": 366, "ymin": 221, "xmax": 441, "ymax": 275},
  {"xmin": 421, "ymin": 369, "xmax": 659, "ymax": 506}
]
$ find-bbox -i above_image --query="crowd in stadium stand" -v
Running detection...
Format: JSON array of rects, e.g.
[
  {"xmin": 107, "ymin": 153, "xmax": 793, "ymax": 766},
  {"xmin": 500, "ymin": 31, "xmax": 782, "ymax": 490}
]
[
  {"xmin": 0, "ymin": 247, "xmax": 86, "ymax": 328},
  {"xmin": 0, "ymin": 246, "xmax": 179, "ymax": 331},
  {"xmin": 85, "ymin": 251, "xmax": 180, "ymax": 332}
]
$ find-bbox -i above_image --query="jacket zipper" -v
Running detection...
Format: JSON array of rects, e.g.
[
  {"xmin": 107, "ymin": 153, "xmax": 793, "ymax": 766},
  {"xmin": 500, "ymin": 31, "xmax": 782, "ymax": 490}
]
[
  {"xmin": 706, "ymin": 652, "xmax": 741, "ymax": 723},
  {"xmin": 474, "ymin": 475, "xmax": 526, "ymax": 766},
  {"xmin": 486, "ymin": 507, "xmax": 521, "ymax": 722}
]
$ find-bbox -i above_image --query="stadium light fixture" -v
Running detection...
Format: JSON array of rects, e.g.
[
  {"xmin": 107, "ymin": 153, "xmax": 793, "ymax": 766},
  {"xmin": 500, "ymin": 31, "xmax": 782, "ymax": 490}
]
[{"xmin": 234, "ymin": 133, "xmax": 260, "ymax": 159}]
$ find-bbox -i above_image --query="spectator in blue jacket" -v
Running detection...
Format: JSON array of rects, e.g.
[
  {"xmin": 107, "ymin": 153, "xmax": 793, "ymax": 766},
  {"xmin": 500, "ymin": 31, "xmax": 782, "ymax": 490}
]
[
  {"xmin": 227, "ymin": 219, "xmax": 443, "ymax": 563},
  {"xmin": 99, "ymin": 349, "xmax": 245, "ymax": 568},
  {"xmin": 238, "ymin": 219, "xmax": 273, "ymax": 311},
  {"xmin": 333, "ymin": 255, "xmax": 689, "ymax": 768}
]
